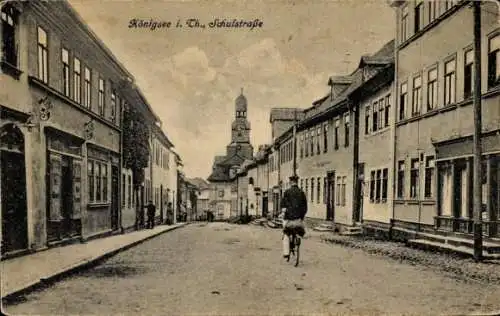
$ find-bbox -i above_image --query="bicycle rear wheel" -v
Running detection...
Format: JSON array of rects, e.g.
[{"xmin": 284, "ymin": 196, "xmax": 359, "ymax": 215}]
[{"xmin": 294, "ymin": 237, "xmax": 300, "ymax": 267}]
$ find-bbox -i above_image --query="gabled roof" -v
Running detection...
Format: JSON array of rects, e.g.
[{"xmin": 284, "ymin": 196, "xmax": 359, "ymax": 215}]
[{"xmin": 219, "ymin": 152, "xmax": 246, "ymax": 166}]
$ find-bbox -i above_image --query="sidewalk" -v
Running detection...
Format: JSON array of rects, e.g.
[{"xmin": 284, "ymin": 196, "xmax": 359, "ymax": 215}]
[{"xmin": 1, "ymin": 223, "xmax": 187, "ymax": 300}]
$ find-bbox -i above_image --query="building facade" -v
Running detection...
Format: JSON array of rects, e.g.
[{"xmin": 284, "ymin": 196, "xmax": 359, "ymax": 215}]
[
  {"xmin": 1, "ymin": 0, "xmax": 181, "ymax": 257},
  {"xmin": 391, "ymin": 0, "xmax": 500, "ymax": 238},
  {"xmin": 1, "ymin": 1, "xmax": 135, "ymax": 255}
]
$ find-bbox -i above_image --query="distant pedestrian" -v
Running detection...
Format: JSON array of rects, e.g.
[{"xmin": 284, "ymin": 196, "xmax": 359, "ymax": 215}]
[{"xmin": 146, "ymin": 200, "xmax": 156, "ymax": 229}]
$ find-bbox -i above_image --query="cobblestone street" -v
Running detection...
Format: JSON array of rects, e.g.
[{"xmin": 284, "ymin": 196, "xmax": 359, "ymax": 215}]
[{"xmin": 4, "ymin": 223, "xmax": 500, "ymax": 315}]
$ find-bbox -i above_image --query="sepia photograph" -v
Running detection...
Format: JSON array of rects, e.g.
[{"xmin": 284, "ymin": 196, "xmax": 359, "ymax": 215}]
[{"xmin": 1, "ymin": 0, "xmax": 500, "ymax": 315}]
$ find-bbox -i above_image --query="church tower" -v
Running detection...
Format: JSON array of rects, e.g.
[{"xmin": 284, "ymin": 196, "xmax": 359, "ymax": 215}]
[{"xmin": 226, "ymin": 89, "xmax": 253, "ymax": 159}]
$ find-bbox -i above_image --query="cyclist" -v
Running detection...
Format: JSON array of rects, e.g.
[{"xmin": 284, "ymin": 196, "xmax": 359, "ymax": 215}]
[{"xmin": 280, "ymin": 175, "xmax": 307, "ymax": 259}]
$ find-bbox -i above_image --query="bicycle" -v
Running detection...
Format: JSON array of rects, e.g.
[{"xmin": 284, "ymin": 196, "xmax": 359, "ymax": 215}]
[{"xmin": 285, "ymin": 230, "xmax": 301, "ymax": 267}]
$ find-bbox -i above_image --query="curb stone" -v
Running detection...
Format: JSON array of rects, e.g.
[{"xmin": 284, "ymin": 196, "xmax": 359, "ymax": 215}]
[{"xmin": 2, "ymin": 223, "xmax": 187, "ymax": 302}]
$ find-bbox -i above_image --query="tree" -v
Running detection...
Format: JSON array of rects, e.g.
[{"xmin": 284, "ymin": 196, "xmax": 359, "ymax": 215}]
[{"xmin": 122, "ymin": 104, "xmax": 150, "ymax": 228}]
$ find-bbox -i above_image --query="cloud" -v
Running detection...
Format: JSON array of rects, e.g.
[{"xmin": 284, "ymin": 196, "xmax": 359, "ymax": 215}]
[{"xmin": 142, "ymin": 39, "xmax": 329, "ymax": 178}]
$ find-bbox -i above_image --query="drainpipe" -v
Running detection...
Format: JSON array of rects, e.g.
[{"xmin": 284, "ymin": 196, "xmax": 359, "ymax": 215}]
[
  {"xmin": 119, "ymin": 99, "xmax": 124, "ymax": 234},
  {"xmin": 351, "ymin": 97, "xmax": 360, "ymax": 227},
  {"xmin": 389, "ymin": 16, "xmax": 399, "ymax": 240}
]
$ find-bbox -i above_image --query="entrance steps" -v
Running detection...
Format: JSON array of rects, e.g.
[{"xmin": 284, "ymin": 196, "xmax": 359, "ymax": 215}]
[
  {"xmin": 251, "ymin": 218, "xmax": 267, "ymax": 226},
  {"xmin": 313, "ymin": 222, "xmax": 335, "ymax": 232},
  {"xmin": 266, "ymin": 218, "xmax": 283, "ymax": 228},
  {"xmin": 408, "ymin": 232, "xmax": 500, "ymax": 259},
  {"xmin": 340, "ymin": 225, "xmax": 363, "ymax": 236}
]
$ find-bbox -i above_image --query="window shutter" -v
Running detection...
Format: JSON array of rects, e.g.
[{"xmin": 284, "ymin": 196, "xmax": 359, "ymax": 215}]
[
  {"xmin": 49, "ymin": 153, "xmax": 63, "ymax": 221},
  {"xmin": 72, "ymin": 159, "xmax": 82, "ymax": 219}
]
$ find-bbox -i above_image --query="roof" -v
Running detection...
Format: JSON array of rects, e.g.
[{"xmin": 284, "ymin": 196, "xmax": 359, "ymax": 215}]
[
  {"xmin": 62, "ymin": 1, "xmax": 133, "ymax": 79},
  {"xmin": 328, "ymin": 75, "xmax": 354, "ymax": 86},
  {"xmin": 269, "ymin": 108, "xmax": 305, "ymax": 122},
  {"xmin": 214, "ymin": 155, "xmax": 226, "ymax": 165},
  {"xmin": 207, "ymin": 152, "xmax": 247, "ymax": 182},
  {"xmin": 187, "ymin": 177, "xmax": 210, "ymax": 189},
  {"xmin": 298, "ymin": 39, "xmax": 395, "ymax": 129}
]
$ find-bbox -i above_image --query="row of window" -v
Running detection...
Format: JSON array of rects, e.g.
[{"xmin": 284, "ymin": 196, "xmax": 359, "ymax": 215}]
[
  {"xmin": 365, "ymin": 94, "xmax": 391, "ymax": 135},
  {"xmin": 32, "ymin": 23, "xmax": 122, "ymax": 124},
  {"xmin": 397, "ymin": 156, "xmax": 435, "ymax": 200},
  {"xmin": 298, "ymin": 176, "xmax": 347, "ymax": 207},
  {"xmin": 236, "ymin": 111, "xmax": 247, "ymax": 118},
  {"xmin": 401, "ymin": 0, "xmax": 461, "ymax": 43},
  {"xmin": 153, "ymin": 140, "xmax": 170, "ymax": 169},
  {"xmin": 399, "ymin": 35, "xmax": 500, "ymax": 122},
  {"xmin": 300, "ymin": 113, "xmax": 351, "ymax": 160}
]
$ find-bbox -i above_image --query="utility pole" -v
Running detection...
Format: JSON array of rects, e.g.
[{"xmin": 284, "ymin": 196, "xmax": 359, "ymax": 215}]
[
  {"xmin": 472, "ymin": 0, "xmax": 483, "ymax": 261},
  {"xmin": 292, "ymin": 109, "xmax": 298, "ymax": 177}
]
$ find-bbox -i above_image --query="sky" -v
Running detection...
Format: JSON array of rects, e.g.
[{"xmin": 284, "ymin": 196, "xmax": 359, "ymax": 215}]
[{"xmin": 68, "ymin": 0, "xmax": 395, "ymax": 179}]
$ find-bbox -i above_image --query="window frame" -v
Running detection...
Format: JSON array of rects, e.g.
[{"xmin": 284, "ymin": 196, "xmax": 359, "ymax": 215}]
[
  {"xmin": 344, "ymin": 113, "xmax": 350, "ymax": 147},
  {"xmin": 397, "ymin": 160, "xmax": 405, "ymax": 199},
  {"xmin": 410, "ymin": 158, "xmax": 420, "ymax": 199},
  {"xmin": 412, "ymin": 75, "xmax": 422, "ymax": 116},
  {"xmin": 1, "ymin": 5, "xmax": 19, "ymax": 68},
  {"xmin": 444, "ymin": 58, "xmax": 456, "ymax": 106},
  {"xmin": 61, "ymin": 47, "xmax": 70, "ymax": 97},
  {"xmin": 334, "ymin": 119, "xmax": 340, "ymax": 150},
  {"xmin": 427, "ymin": 67, "xmax": 438, "ymax": 111},
  {"xmin": 384, "ymin": 94, "xmax": 391, "ymax": 127},
  {"xmin": 424, "ymin": 156, "xmax": 435, "ymax": 199},
  {"xmin": 488, "ymin": 33, "xmax": 500, "ymax": 89},
  {"xmin": 37, "ymin": 26, "xmax": 49, "ymax": 84},
  {"xmin": 464, "ymin": 48, "xmax": 474, "ymax": 99},
  {"xmin": 98, "ymin": 78, "xmax": 105, "ymax": 116},
  {"xmin": 84, "ymin": 66, "xmax": 92, "ymax": 109},
  {"xmin": 399, "ymin": 82, "xmax": 408, "ymax": 121},
  {"xmin": 73, "ymin": 57, "xmax": 82, "ymax": 104},
  {"xmin": 365, "ymin": 104, "xmax": 371, "ymax": 135},
  {"xmin": 401, "ymin": 5, "xmax": 409, "ymax": 43},
  {"xmin": 323, "ymin": 123, "xmax": 328, "ymax": 153}
]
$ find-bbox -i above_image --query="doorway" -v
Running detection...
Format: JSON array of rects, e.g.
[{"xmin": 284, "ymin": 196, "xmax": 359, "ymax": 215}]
[
  {"xmin": 1, "ymin": 124, "xmax": 28, "ymax": 254},
  {"xmin": 326, "ymin": 171, "xmax": 335, "ymax": 221},
  {"xmin": 60, "ymin": 156, "xmax": 73, "ymax": 238},
  {"xmin": 262, "ymin": 193, "xmax": 268, "ymax": 218},
  {"xmin": 353, "ymin": 163, "xmax": 365, "ymax": 223}
]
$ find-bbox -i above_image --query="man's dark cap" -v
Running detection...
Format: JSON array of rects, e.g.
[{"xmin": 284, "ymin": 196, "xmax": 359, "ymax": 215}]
[{"xmin": 289, "ymin": 175, "xmax": 299, "ymax": 182}]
